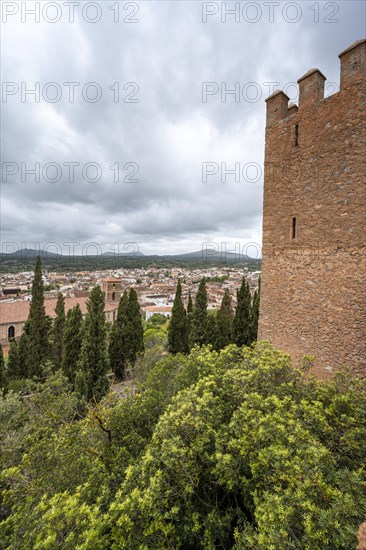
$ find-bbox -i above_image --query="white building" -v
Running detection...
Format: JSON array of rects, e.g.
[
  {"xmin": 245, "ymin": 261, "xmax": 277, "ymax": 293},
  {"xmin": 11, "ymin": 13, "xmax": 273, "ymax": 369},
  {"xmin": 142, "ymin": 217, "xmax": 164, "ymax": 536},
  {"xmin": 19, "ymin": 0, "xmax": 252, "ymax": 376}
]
[{"xmin": 145, "ymin": 305, "xmax": 172, "ymax": 321}]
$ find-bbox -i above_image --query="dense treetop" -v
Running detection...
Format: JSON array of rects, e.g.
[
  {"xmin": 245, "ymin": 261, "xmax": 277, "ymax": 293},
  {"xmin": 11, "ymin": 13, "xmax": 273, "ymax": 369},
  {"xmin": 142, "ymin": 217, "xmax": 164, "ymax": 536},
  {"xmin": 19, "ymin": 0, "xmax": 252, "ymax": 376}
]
[{"xmin": 1, "ymin": 343, "xmax": 365, "ymax": 549}]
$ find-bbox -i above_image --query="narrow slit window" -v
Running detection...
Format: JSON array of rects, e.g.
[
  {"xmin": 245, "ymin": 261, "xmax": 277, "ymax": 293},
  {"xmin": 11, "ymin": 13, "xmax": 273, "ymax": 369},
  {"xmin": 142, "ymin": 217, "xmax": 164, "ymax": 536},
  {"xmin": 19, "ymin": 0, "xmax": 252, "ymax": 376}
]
[
  {"xmin": 292, "ymin": 217, "xmax": 297, "ymax": 239},
  {"xmin": 295, "ymin": 124, "xmax": 299, "ymax": 146}
]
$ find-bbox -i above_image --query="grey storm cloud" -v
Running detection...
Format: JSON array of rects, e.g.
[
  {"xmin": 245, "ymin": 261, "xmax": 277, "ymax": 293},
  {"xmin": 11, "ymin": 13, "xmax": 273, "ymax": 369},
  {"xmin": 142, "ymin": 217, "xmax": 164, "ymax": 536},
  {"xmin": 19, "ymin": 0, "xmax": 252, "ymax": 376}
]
[{"xmin": 1, "ymin": 0, "xmax": 365, "ymax": 254}]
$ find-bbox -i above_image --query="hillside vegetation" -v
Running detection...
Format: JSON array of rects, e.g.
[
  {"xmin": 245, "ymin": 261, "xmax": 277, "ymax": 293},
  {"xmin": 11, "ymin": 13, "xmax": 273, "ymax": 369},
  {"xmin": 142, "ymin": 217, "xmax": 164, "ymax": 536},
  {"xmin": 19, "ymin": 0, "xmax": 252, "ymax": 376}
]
[{"xmin": 1, "ymin": 343, "xmax": 365, "ymax": 549}]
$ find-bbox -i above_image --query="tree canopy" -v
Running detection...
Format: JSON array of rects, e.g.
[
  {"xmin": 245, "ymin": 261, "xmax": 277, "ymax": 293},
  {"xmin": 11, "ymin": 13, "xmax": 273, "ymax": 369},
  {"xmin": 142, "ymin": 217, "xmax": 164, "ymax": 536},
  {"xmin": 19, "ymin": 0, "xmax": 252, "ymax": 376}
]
[
  {"xmin": 168, "ymin": 280, "xmax": 189, "ymax": 354},
  {"xmin": 1, "ymin": 344, "xmax": 365, "ymax": 549}
]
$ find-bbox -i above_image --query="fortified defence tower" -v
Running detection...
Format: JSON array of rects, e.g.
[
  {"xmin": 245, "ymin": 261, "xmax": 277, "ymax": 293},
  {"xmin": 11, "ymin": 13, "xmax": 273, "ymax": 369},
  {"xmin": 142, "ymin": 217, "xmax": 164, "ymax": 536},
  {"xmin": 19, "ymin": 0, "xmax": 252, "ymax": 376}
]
[{"xmin": 259, "ymin": 39, "xmax": 366, "ymax": 377}]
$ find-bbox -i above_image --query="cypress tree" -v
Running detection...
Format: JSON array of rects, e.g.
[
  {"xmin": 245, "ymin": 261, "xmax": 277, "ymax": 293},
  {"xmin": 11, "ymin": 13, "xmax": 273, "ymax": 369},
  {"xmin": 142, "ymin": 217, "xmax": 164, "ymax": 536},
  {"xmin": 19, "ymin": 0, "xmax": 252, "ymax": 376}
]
[
  {"xmin": 124, "ymin": 289, "xmax": 144, "ymax": 366},
  {"xmin": 191, "ymin": 278, "xmax": 208, "ymax": 347},
  {"xmin": 78, "ymin": 286, "xmax": 109, "ymax": 401},
  {"xmin": 168, "ymin": 280, "xmax": 189, "ymax": 354},
  {"xmin": 62, "ymin": 304, "xmax": 83, "ymax": 387},
  {"xmin": 74, "ymin": 369, "xmax": 88, "ymax": 401},
  {"xmin": 7, "ymin": 338, "xmax": 20, "ymax": 379},
  {"xmin": 187, "ymin": 310, "xmax": 194, "ymax": 351},
  {"xmin": 0, "ymin": 344, "xmax": 8, "ymax": 392},
  {"xmin": 250, "ymin": 277, "xmax": 260, "ymax": 343},
  {"xmin": 206, "ymin": 311, "xmax": 220, "ymax": 351},
  {"xmin": 233, "ymin": 277, "xmax": 252, "ymax": 347},
  {"xmin": 217, "ymin": 289, "xmax": 234, "ymax": 349},
  {"xmin": 187, "ymin": 292, "xmax": 193, "ymax": 313},
  {"xmin": 17, "ymin": 323, "xmax": 30, "ymax": 378},
  {"xmin": 52, "ymin": 293, "xmax": 65, "ymax": 371},
  {"xmin": 27, "ymin": 256, "xmax": 51, "ymax": 378},
  {"xmin": 108, "ymin": 291, "xmax": 129, "ymax": 379}
]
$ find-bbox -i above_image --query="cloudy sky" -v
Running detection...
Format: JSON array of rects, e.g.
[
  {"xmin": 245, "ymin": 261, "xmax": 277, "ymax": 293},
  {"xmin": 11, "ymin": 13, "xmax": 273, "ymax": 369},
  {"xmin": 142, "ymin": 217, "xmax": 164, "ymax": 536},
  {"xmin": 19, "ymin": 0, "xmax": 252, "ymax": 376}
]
[{"xmin": 1, "ymin": 0, "xmax": 365, "ymax": 256}]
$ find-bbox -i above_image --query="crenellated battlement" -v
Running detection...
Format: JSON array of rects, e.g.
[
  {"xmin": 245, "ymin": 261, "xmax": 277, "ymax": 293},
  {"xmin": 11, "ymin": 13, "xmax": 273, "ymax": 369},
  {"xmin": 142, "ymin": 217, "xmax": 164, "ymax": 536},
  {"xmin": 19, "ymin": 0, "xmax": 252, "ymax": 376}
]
[
  {"xmin": 265, "ymin": 89, "xmax": 289, "ymax": 126},
  {"xmin": 259, "ymin": 39, "xmax": 366, "ymax": 378},
  {"xmin": 297, "ymin": 68, "xmax": 326, "ymax": 106},
  {"xmin": 339, "ymin": 38, "xmax": 366, "ymax": 87},
  {"xmin": 265, "ymin": 38, "xmax": 366, "ymax": 127}
]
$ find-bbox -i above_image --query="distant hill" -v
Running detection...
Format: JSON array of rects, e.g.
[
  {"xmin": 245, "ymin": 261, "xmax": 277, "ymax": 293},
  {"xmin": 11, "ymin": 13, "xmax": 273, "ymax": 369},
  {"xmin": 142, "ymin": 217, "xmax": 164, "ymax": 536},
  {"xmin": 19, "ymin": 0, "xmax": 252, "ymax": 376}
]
[
  {"xmin": 3, "ymin": 248, "xmax": 61, "ymax": 259},
  {"xmin": 165, "ymin": 250, "xmax": 256, "ymax": 262},
  {"xmin": 0, "ymin": 247, "xmax": 261, "ymax": 273},
  {"xmin": 101, "ymin": 250, "xmax": 145, "ymax": 257}
]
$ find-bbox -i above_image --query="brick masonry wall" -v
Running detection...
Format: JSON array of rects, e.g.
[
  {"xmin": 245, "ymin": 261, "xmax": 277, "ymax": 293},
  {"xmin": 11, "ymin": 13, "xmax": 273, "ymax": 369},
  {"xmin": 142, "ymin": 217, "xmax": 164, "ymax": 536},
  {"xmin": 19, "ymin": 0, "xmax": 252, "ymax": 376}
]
[{"xmin": 259, "ymin": 41, "xmax": 366, "ymax": 378}]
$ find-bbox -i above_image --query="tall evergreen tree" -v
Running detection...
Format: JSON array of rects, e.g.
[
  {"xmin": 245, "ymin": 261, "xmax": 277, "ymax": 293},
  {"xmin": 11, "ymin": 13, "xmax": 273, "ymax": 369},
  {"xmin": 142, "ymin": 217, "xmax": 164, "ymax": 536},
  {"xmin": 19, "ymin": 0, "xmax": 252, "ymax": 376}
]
[
  {"xmin": 77, "ymin": 286, "xmax": 109, "ymax": 401},
  {"xmin": 250, "ymin": 277, "xmax": 260, "ymax": 343},
  {"xmin": 62, "ymin": 304, "xmax": 83, "ymax": 387},
  {"xmin": 124, "ymin": 289, "xmax": 144, "ymax": 366},
  {"xmin": 168, "ymin": 280, "xmax": 189, "ymax": 354},
  {"xmin": 108, "ymin": 291, "xmax": 129, "ymax": 379},
  {"xmin": 7, "ymin": 338, "xmax": 20, "ymax": 379},
  {"xmin": 187, "ymin": 292, "xmax": 193, "ymax": 313},
  {"xmin": 206, "ymin": 311, "xmax": 220, "ymax": 351},
  {"xmin": 187, "ymin": 312, "xmax": 194, "ymax": 351},
  {"xmin": 233, "ymin": 277, "xmax": 252, "ymax": 347},
  {"xmin": 191, "ymin": 278, "xmax": 208, "ymax": 347},
  {"xmin": 74, "ymin": 368, "xmax": 88, "ymax": 401},
  {"xmin": 17, "ymin": 323, "xmax": 30, "ymax": 378},
  {"xmin": 27, "ymin": 257, "xmax": 51, "ymax": 378},
  {"xmin": 0, "ymin": 344, "xmax": 8, "ymax": 392},
  {"xmin": 217, "ymin": 289, "xmax": 234, "ymax": 349},
  {"xmin": 52, "ymin": 294, "xmax": 65, "ymax": 371}
]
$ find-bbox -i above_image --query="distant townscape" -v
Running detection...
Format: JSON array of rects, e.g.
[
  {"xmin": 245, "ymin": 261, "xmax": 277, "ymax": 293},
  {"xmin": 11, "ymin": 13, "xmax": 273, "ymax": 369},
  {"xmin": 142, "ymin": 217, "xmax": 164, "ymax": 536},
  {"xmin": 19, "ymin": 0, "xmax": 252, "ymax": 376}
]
[{"xmin": 0, "ymin": 260, "xmax": 260, "ymax": 347}]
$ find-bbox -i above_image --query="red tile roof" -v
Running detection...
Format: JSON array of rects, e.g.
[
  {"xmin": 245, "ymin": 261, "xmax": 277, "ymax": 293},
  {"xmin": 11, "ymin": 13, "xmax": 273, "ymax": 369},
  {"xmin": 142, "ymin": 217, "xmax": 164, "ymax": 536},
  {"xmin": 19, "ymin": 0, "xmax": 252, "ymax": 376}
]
[{"xmin": 0, "ymin": 297, "xmax": 117, "ymax": 325}]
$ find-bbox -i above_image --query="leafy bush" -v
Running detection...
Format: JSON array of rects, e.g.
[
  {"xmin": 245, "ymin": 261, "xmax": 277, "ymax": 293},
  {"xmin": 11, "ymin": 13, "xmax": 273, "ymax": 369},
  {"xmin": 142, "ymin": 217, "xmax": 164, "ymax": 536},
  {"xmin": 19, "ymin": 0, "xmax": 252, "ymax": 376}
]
[{"xmin": 1, "ymin": 344, "xmax": 365, "ymax": 549}]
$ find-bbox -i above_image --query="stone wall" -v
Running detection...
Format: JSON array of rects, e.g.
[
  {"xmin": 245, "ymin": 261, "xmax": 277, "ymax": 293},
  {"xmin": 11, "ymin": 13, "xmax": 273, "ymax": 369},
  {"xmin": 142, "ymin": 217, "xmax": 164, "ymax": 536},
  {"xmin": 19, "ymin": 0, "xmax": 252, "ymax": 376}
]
[{"xmin": 259, "ymin": 39, "xmax": 366, "ymax": 378}]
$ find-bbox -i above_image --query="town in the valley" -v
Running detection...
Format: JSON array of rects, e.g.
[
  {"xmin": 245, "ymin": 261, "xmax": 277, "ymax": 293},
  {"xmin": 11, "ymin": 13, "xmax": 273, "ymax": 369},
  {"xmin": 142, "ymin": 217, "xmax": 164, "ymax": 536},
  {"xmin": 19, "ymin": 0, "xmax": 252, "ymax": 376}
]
[{"xmin": 0, "ymin": 264, "xmax": 260, "ymax": 349}]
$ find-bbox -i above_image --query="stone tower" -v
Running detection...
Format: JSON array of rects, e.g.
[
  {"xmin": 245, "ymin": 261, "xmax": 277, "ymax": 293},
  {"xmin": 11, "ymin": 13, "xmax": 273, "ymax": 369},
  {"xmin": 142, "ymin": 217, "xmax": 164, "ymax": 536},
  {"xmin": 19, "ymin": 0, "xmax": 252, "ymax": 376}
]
[
  {"xmin": 101, "ymin": 279, "xmax": 122, "ymax": 304},
  {"xmin": 259, "ymin": 39, "xmax": 366, "ymax": 378}
]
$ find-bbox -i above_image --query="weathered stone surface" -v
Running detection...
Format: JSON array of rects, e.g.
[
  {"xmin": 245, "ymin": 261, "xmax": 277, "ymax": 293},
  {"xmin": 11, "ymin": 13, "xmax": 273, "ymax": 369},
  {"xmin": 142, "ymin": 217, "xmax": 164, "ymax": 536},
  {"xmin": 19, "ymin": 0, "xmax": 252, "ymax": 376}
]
[{"xmin": 259, "ymin": 39, "xmax": 366, "ymax": 378}]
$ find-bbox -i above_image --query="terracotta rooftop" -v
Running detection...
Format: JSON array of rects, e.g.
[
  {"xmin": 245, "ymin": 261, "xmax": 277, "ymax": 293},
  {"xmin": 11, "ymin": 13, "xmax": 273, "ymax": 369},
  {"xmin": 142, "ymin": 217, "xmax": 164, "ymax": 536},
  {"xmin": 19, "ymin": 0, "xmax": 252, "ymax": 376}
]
[
  {"xmin": 145, "ymin": 305, "xmax": 172, "ymax": 312},
  {"xmin": 0, "ymin": 297, "xmax": 117, "ymax": 325}
]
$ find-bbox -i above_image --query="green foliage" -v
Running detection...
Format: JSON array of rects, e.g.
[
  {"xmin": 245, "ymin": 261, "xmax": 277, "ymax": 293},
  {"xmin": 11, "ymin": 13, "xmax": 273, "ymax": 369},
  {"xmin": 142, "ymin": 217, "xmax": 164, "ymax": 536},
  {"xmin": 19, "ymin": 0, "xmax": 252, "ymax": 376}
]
[
  {"xmin": 74, "ymin": 368, "xmax": 89, "ymax": 401},
  {"xmin": 61, "ymin": 304, "xmax": 83, "ymax": 388},
  {"xmin": 0, "ymin": 345, "xmax": 365, "ymax": 549},
  {"xmin": 52, "ymin": 293, "xmax": 65, "ymax": 371},
  {"xmin": 124, "ymin": 289, "xmax": 144, "ymax": 366},
  {"xmin": 109, "ymin": 346, "xmax": 366, "ymax": 549},
  {"xmin": 0, "ymin": 345, "xmax": 8, "ymax": 393},
  {"xmin": 77, "ymin": 286, "xmax": 109, "ymax": 401},
  {"xmin": 145, "ymin": 313, "xmax": 168, "ymax": 329},
  {"xmin": 191, "ymin": 278, "xmax": 209, "ymax": 347},
  {"xmin": 7, "ymin": 377, "xmax": 32, "ymax": 395},
  {"xmin": 0, "ymin": 253, "xmax": 261, "ymax": 274},
  {"xmin": 108, "ymin": 291, "xmax": 129, "ymax": 380},
  {"xmin": 133, "ymin": 330, "xmax": 166, "ymax": 384},
  {"xmin": 207, "ymin": 274, "xmax": 229, "ymax": 283},
  {"xmin": 17, "ymin": 326, "xmax": 30, "ymax": 379},
  {"xmin": 27, "ymin": 257, "xmax": 51, "ymax": 378},
  {"xmin": 7, "ymin": 340, "xmax": 20, "ymax": 380},
  {"xmin": 168, "ymin": 280, "xmax": 189, "ymax": 354},
  {"xmin": 217, "ymin": 289, "xmax": 234, "ymax": 349},
  {"xmin": 143, "ymin": 328, "xmax": 166, "ymax": 349},
  {"xmin": 233, "ymin": 277, "xmax": 252, "ymax": 347},
  {"xmin": 250, "ymin": 277, "xmax": 260, "ymax": 343},
  {"xmin": 187, "ymin": 292, "xmax": 193, "ymax": 313},
  {"xmin": 44, "ymin": 283, "xmax": 59, "ymax": 291},
  {"xmin": 205, "ymin": 311, "xmax": 220, "ymax": 351}
]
